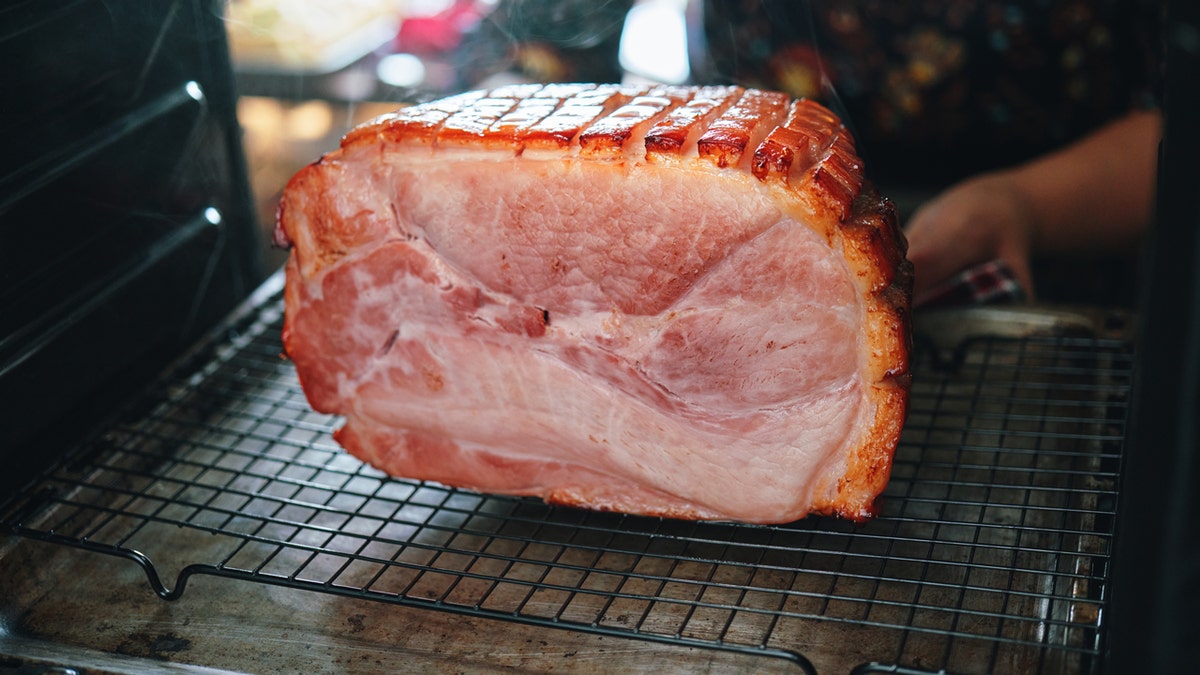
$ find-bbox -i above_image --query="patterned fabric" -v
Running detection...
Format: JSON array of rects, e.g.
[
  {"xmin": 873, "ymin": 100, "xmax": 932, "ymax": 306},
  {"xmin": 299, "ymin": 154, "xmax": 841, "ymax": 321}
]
[
  {"xmin": 918, "ymin": 259, "xmax": 1026, "ymax": 307},
  {"xmin": 696, "ymin": 0, "xmax": 1161, "ymax": 185}
]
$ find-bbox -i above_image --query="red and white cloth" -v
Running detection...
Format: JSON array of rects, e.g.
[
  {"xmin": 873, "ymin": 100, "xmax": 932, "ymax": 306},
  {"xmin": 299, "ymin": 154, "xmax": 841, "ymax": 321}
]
[{"xmin": 916, "ymin": 259, "xmax": 1026, "ymax": 309}]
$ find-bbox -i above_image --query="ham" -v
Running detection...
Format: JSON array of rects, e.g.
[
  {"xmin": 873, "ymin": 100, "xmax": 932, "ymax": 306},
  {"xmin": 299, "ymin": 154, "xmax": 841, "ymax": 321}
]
[{"xmin": 274, "ymin": 83, "xmax": 912, "ymax": 524}]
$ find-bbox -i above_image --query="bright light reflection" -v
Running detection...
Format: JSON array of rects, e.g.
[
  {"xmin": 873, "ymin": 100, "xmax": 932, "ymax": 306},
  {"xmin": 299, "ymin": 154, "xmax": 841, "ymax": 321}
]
[
  {"xmin": 376, "ymin": 53, "xmax": 427, "ymax": 88},
  {"xmin": 284, "ymin": 100, "xmax": 334, "ymax": 140},
  {"xmin": 619, "ymin": 0, "xmax": 690, "ymax": 85}
]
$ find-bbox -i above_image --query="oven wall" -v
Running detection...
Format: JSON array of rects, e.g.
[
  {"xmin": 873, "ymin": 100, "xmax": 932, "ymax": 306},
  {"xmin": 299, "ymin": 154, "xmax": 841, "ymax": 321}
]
[
  {"xmin": 1107, "ymin": 0, "xmax": 1200, "ymax": 672},
  {"xmin": 0, "ymin": 0, "xmax": 264, "ymax": 486}
]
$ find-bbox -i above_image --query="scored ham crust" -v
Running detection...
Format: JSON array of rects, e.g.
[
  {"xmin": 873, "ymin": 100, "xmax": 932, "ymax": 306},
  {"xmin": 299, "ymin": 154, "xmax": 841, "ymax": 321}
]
[{"xmin": 275, "ymin": 83, "xmax": 912, "ymax": 524}]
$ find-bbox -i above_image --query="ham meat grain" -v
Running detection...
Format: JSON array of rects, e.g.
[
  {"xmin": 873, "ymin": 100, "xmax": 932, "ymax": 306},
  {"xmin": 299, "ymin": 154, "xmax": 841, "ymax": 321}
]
[{"xmin": 275, "ymin": 84, "xmax": 912, "ymax": 524}]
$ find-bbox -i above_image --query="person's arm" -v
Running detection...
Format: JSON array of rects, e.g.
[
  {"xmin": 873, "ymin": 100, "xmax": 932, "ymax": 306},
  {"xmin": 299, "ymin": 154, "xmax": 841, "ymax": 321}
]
[{"xmin": 904, "ymin": 108, "xmax": 1162, "ymax": 304}]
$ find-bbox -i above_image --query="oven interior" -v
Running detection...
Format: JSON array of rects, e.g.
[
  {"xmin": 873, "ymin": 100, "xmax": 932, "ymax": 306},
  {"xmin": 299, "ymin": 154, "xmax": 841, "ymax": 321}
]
[{"xmin": 2, "ymin": 1, "xmax": 1197, "ymax": 673}]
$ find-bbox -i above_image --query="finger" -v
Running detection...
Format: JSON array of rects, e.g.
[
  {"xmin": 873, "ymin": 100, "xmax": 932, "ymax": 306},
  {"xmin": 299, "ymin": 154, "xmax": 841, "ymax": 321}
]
[{"xmin": 1001, "ymin": 254, "xmax": 1036, "ymax": 302}]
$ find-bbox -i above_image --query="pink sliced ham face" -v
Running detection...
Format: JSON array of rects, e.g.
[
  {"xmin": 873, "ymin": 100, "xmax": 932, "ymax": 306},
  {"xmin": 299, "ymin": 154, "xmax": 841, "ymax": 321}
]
[{"xmin": 277, "ymin": 84, "xmax": 912, "ymax": 524}]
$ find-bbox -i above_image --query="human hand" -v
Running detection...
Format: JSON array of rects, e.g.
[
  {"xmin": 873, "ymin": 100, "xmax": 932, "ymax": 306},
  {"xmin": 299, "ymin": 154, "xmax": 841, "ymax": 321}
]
[{"xmin": 904, "ymin": 172, "xmax": 1038, "ymax": 306}]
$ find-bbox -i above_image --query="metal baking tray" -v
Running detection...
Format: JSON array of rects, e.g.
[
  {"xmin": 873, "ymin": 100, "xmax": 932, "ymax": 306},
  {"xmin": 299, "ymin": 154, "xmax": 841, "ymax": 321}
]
[{"xmin": 0, "ymin": 272, "xmax": 1131, "ymax": 673}]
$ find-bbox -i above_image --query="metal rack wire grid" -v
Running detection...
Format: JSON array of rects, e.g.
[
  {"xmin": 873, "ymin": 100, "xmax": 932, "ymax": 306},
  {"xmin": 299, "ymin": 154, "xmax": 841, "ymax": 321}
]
[{"xmin": 1, "ymin": 285, "xmax": 1130, "ymax": 675}]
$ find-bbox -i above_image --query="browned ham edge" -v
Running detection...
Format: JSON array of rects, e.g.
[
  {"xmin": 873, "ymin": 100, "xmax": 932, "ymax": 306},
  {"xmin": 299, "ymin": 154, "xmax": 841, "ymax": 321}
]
[{"xmin": 275, "ymin": 84, "xmax": 912, "ymax": 524}]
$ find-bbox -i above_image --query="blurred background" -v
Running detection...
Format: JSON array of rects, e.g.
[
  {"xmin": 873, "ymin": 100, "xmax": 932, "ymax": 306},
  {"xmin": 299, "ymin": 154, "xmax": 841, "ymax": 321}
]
[
  {"xmin": 225, "ymin": 0, "xmax": 685, "ymax": 269},
  {"xmin": 228, "ymin": 0, "xmax": 1149, "ymax": 306}
]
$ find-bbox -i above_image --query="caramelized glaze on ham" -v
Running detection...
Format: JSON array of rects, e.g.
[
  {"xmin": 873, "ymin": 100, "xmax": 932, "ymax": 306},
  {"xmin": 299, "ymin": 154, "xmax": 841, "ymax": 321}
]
[{"xmin": 275, "ymin": 84, "xmax": 912, "ymax": 524}]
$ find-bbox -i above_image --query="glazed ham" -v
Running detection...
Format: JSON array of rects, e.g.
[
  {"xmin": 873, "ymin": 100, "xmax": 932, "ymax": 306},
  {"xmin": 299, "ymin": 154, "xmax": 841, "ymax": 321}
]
[{"xmin": 275, "ymin": 83, "xmax": 912, "ymax": 524}]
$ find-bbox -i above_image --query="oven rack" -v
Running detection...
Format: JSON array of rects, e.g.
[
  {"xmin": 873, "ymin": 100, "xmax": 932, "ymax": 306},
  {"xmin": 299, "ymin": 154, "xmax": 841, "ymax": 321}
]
[{"xmin": 1, "ymin": 276, "xmax": 1131, "ymax": 674}]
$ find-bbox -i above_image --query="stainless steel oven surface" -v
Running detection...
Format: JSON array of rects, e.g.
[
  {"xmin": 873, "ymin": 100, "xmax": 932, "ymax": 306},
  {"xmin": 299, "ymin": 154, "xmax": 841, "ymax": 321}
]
[{"xmin": 2, "ymin": 1, "xmax": 1198, "ymax": 673}]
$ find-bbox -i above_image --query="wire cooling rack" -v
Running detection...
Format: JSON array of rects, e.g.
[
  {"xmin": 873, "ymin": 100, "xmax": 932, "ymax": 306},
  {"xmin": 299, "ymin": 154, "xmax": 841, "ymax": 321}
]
[{"xmin": 1, "ymin": 278, "xmax": 1131, "ymax": 674}]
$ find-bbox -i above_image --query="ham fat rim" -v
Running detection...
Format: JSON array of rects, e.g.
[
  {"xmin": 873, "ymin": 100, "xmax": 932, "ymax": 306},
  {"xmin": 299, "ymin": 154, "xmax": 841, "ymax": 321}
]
[{"xmin": 275, "ymin": 83, "xmax": 912, "ymax": 524}]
